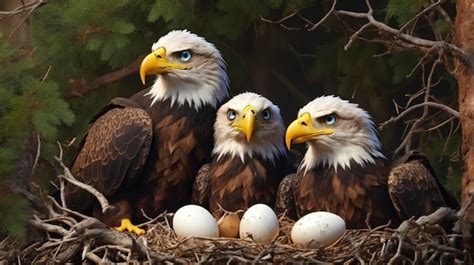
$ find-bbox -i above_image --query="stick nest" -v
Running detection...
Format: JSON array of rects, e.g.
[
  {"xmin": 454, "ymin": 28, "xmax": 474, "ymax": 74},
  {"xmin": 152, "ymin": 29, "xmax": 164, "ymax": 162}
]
[
  {"xmin": 4, "ymin": 198, "xmax": 471, "ymax": 264},
  {"xmin": 4, "ymin": 148, "xmax": 472, "ymax": 264}
]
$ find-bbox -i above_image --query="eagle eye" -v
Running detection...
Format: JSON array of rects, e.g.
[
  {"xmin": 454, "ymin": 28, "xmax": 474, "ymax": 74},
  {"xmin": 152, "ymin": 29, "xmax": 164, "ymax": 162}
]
[
  {"xmin": 324, "ymin": 114, "xmax": 337, "ymax": 125},
  {"xmin": 227, "ymin": 109, "xmax": 237, "ymax": 121},
  {"xmin": 178, "ymin": 50, "xmax": 192, "ymax": 62},
  {"xmin": 262, "ymin": 109, "xmax": 272, "ymax": 121}
]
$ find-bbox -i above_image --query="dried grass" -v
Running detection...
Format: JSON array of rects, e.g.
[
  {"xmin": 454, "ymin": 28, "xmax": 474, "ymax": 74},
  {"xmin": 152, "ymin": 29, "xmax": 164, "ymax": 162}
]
[{"xmin": 3, "ymin": 200, "xmax": 469, "ymax": 264}]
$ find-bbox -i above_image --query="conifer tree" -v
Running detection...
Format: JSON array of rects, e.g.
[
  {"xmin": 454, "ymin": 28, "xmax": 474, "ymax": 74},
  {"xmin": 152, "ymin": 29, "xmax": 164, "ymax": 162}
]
[{"xmin": 0, "ymin": 34, "xmax": 74, "ymax": 238}]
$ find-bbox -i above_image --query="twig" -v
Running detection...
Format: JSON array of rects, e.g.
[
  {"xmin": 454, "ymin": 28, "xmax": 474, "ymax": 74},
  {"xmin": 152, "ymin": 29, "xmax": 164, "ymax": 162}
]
[
  {"xmin": 307, "ymin": 0, "xmax": 337, "ymax": 31},
  {"xmin": 427, "ymin": 116, "xmax": 455, "ymax": 131},
  {"xmin": 0, "ymin": 0, "xmax": 44, "ymax": 18},
  {"xmin": 379, "ymin": 101, "xmax": 459, "ymax": 129},
  {"xmin": 84, "ymin": 252, "xmax": 102, "ymax": 263},
  {"xmin": 6, "ymin": 0, "xmax": 45, "ymax": 41},
  {"xmin": 40, "ymin": 66, "xmax": 52, "ymax": 82},
  {"xmin": 334, "ymin": 0, "xmax": 471, "ymax": 65},
  {"xmin": 55, "ymin": 143, "xmax": 114, "ymax": 214},
  {"xmin": 435, "ymin": 6, "xmax": 453, "ymax": 26},
  {"xmin": 29, "ymin": 132, "xmax": 41, "ymax": 179},
  {"xmin": 398, "ymin": 0, "xmax": 443, "ymax": 34},
  {"xmin": 29, "ymin": 219, "xmax": 68, "ymax": 236},
  {"xmin": 344, "ymin": 23, "xmax": 371, "ymax": 50},
  {"xmin": 59, "ymin": 178, "xmax": 67, "ymax": 208},
  {"xmin": 395, "ymin": 55, "xmax": 443, "ymax": 155},
  {"xmin": 456, "ymin": 192, "xmax": 474, "ymax": 219},
  {"xmin": 261, "ymin": 11, "xmax": 298, "ymax": 25},
  {"xmin": 47, "ymin": 195, "xmax": 89, "ymax": 219}
]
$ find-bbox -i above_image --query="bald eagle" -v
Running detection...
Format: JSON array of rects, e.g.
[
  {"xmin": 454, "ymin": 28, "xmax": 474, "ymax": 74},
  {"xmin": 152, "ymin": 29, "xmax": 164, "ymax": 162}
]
[
  {"xmin": 192, "ymin": 92, "xmax": 288, "ymax": 232},
  {"xmin": 276, "ymin": 96, "xmax": 458, "ymax": 228},
  {"xmin": 64, "ymin": 30, "xmax": 229, "ymax": 235}
]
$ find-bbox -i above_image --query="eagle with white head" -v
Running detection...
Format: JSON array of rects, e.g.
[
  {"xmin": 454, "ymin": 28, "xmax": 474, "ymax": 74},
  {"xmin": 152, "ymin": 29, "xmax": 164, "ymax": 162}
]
[
  {"xmin": 192, "ymin": 92, "xmax": 288, "ymax": 236},
  {"xmin": 65, "ymin": 30, "xmax": 229, "ymax": 235},
  {"xmin": 276, "ymin": 96, "xmax": 458, "ymax": 228}
]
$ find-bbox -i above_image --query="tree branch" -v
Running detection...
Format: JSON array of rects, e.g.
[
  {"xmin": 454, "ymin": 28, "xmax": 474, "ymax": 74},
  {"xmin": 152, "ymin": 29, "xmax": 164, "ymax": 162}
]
[
  {"xmin": 0, "ymin": 0, "xmax": 46, "ymax": 18},
  {"xmin": 66, "ymin": 56, "xmax": 144, "ymax": 98},
  {"xmin": 54, "ymin": 143, "xmax": 114, "ymax": 214},
  {"xmin": 306, "ymin": 0, "xmax": 337, "ymax": 31},
  {"xmin": 4, "ymin": 0, "xmax": 48, "ymax": 41},
  {"xmin": 334, "ymin": 2, "xmax": 471, "ymax": 66},
  {"xmin": 380, "ymin": 101, "xmax": 459, "ymax": 129}
]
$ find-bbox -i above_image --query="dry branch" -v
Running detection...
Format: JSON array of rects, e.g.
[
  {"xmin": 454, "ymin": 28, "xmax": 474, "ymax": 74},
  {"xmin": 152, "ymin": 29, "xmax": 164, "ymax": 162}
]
[
  {"xmin": 54, "ymin": 143, "xmax": 114, "ymax": 214},
  {"xmin": 14, "ymin": 179, "xmax": 473, "ymax": 263},
  {"xmin": 334, "ymin": 0, "xmax": 470, "ymax": 65},
  {"xmin": 66, "ymin": 56, "xmax": 144, "ymax": 98}
]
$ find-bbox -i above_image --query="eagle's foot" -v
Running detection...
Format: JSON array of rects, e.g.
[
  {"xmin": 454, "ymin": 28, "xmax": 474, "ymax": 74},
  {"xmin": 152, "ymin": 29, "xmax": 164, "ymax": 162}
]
[{"xmin": 114, "ymin": 218, "xmax": 145, "ymax": 235}]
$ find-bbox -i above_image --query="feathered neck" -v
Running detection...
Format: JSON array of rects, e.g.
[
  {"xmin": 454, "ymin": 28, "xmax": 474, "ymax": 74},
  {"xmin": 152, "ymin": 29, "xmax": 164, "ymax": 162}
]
[
  {"xmin": 213, "ymin": 138, "xmax": 286, "ymax": 166},
  {"xmin": 146, "ymin": 64, "xmax": 229, "ymax": 111}
]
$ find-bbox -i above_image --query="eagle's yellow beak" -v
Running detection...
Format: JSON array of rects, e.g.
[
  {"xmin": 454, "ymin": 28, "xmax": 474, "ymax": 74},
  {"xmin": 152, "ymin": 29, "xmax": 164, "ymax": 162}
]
[
  {"xmin": 140, "ymin": 47, "xmax": 189, "ymax": 84},
  {"xmin": 232, "ymin": 105, "xmax": 257, "ymax": 142},
  {"xmin": 285, "ymin": 112, "xmax": 335, "ymax": 150}
]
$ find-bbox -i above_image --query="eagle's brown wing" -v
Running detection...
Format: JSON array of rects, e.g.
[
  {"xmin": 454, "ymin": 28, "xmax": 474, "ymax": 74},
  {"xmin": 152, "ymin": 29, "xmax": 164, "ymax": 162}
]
[
  {"xmin": 65, "ymin": 107, "xmax": 153, "ymax": 212},
  {"xmin": 387, "ymin": 151, "xmax": 457, "ymax": 220},
  {"xmin": 275, "ymin": 173, "xmax": 298, "ymax": 220},
  {"xmin": 191, "ymin": 163, "xmax": 211, "ymax": 207}
]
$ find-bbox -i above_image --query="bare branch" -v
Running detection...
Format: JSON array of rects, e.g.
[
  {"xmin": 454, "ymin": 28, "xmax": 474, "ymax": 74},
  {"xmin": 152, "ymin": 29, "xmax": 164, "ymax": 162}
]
[
  {"xmin": 29, "ymin": 132, "xmax": 41, "ymax": 179},
  {"xmin": 260, "ymin": 11, "xmax": 298, "ymax": 24},
  {"xmin": 344, "ymin": 23, "xmax": 371, "ymax": 50},
  {"xmin": 260, "ymin": 11, "xmax": 301, "ymax": 31},
  {"xmin": 54, "ymin": 143, "xmax": 114, "ymax": 214},
  {"xmin": 307, "ymin": 0, "xmax": 337, "ymax": 31},
  {"xmin": 435, "ymin": 6, "xmax": 453, "ymax": 26},
  {"xmin": 334, "ymin": 2, "xmax": 471, "ymax": 65},
  {"xmin": 398, "ymin": 0, "xmax": 443, "ymax": 34},
  {"xmin": 380, "ymin": 101, "xmax": 459, "ymax": 129},
  {"xmin": 0, "ymin": 0, "xmax": 45, "ymax": 18},
  {"xmin": 29, "ymin": 219, "xmax": 68, "ymax": 236},
  {"xmin": 66, "ymin": 56, "xmax": 144, "ymax": 98},
  {"xmin": 6, "ymin": 0, "xmax": 47, "ymax": 41}
]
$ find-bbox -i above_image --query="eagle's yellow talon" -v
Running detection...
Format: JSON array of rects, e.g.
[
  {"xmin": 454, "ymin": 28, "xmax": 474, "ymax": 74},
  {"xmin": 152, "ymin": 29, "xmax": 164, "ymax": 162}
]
[{"xmin": 114, "ymin": 218, "xmax": 145, "ymax": 235}]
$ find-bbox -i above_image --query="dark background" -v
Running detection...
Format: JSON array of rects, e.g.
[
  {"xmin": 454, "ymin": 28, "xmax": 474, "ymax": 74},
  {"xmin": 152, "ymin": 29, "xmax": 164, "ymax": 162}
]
[{"xmin": 0, "ymin": 0, "xmax": 462, "ymax": 238}]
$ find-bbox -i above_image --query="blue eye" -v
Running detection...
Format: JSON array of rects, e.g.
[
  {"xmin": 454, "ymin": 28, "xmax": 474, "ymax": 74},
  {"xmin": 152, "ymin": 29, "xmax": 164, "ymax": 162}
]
[
  {"xmin": 324, "ymin": 114, "xmax": 337, "ymax": 125},
  {"xmin": 179, "ymin": 50, "xmax": 192, "ymax": 62},
  {"xmin": 262, "ymin": 109, "xmax": 271, "ymax": 121},
  {"xmin": 227, "ymin": 110, "xmax": 237, "ymax": 121}
]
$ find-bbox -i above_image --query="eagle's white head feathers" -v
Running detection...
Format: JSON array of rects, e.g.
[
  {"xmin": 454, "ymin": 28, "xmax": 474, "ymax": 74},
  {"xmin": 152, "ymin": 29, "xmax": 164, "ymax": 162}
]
[
  {"xmin": 287, "ymin": 95, "xmax": 385, "ymax": 172},
  {"xmin": 142, "ymin": 30, "xmax": 229, "ymax": 110},
  {"xmin": 213, "ymin": 92, "xmax": 286, "ymax": 164}
]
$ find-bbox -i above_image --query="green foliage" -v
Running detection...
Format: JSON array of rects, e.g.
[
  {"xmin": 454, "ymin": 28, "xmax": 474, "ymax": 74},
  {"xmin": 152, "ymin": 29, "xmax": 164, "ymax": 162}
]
[
  {"xmin": 389, "ymin": 52, "xmax": 420, "ymax": 84},
  {"xmin": 386, "ymin": 0, "xmax": 427, "ymax": 25},
  {"xmin": 422, "ymin": 133, "xmax": 462, "ymax": 198},
  {"xmin": 148, "ymin": 0, "xmax": 196, "ymax": 28},
  {"xmin": 311, "ymin": 39, "xmax": 394, "ymax": 121},
  {"xmin": 209, "ymin": 0, "xmax": 285, "ymax": 39},
  {"xmin": 0, "ymin": 36, "xmax": 74, "ymax": 239},
  {"xmin": 433, "ymin": 19, "xmax": 451, "ymax": 37},
  {"xmin": 0, "ymin": 189, "xmax": 30, "ymax": 239}
]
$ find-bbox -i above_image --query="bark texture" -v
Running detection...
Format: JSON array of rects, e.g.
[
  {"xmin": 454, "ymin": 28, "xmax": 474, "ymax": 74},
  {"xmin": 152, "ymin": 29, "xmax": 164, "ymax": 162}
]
[{"xmin": 454, "ymin": 0, "xmax": 474, "ymax": 248}]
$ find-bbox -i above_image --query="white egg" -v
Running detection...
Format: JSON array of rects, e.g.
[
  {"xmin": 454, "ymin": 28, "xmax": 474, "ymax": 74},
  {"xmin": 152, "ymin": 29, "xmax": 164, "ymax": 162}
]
[
  {"xmin": 239, "ymin": 204, "xmax": 279, "ymax": 243},
  {"xmin": 172, "ymin": 205, "xmax": 219, "ymax": 238},
  {"xmin": 291, "ymin": 211, "xmax": 346, "ymax": 248}
]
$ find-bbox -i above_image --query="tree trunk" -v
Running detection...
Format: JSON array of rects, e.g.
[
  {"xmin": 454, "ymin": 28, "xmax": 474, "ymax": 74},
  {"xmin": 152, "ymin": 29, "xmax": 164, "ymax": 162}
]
[{"xmin": 454, "ymin": 0, "xmax": 474, "ymax": 248}]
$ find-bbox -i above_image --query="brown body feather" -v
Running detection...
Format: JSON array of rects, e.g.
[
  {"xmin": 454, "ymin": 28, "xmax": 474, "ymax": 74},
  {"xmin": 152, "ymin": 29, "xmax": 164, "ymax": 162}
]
[
  {"xmin": 276, "ymin": 152, "xmax": 458, "ymax": 228},
  {"xmin": 293, "ymin": 159, "xmax": 400, "ymax": 228},
  {"xmin": 388, "ymin": 151, "xmax": 458, "ymax": 220},
  {"xmin": 65, "ymin": 88, "xmax": 220, "ymax": 226},
  {"xmin": 193, "ymin": 154, "xmax": 287, "ymax": 219}
]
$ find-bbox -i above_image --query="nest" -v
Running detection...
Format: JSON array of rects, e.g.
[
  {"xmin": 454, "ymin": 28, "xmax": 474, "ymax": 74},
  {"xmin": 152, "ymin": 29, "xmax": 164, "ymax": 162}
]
[
  {"xmin": 2, "ymin": 198, "xmax": 468, "ymax": 264},
  {"xmin": 2, "ymin": 149, "xmax": 472, "ymax": 264}
]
